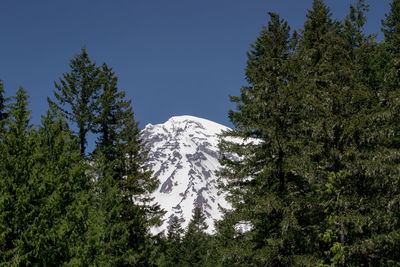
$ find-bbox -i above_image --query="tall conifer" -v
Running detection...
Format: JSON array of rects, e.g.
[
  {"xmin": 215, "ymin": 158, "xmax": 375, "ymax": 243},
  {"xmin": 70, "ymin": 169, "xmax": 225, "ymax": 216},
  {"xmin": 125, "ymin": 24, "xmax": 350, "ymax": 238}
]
[
  {"xmin": 90, "ymin": 64, "xmax": 163, "ymax": 266},
  {"xmin": 333, "ymin": 0, "xmax": 400, "ymax": 264},
  {"xmin": 382, "ymin": 0, "xmax": 400, "ymax": 54},
  {"xmin": 49, "ymin": 48, "xmax": 101, "ymax": 155},
  {"xmin": 29, "ymin": 112, "xmax": 91, "ymax": 265},
  {"xmin": 181, "ymin": 208, "xmax": 210, "ymax": 266},
  {"xmin": 217, "ymin": 12, "xmax": 314, "ymax": 265},
  {"xmin": 296, "ymin": 0, "xmax": 399, "ymax": 264},
  {"xmin": 0, "ymin": 89, "xmax": 91, "ymax": 265},
  {"xmin": 0, "ymin": 87, "xmax": 35, "ymax": 265},
  {"xmin": 0, "ymin": 80, "xmax": 7, "ymax": 134},
  {"xmin": 162, "ymin": 216, "xmax": 184, "ymax": 266}
]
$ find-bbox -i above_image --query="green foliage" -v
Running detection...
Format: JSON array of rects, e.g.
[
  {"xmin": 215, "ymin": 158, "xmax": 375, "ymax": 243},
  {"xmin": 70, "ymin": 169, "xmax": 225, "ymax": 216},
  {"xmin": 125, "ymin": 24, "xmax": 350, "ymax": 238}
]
[
  {"xmin": 49, "ymin": 47, "xmax": 101, "ymax": 155},
  {"xmin": 181, "ymin": 208, "xmax": 214, "ymax": 267},
  {"xmin": 2, "ymin": 1, "xmax": 400, "ymax": 265},
  {"xmin": 0, "ymin": 52, "xmax": 164, "ymax": 266},
  {"xmin": 0, "ymin": 86, "xmax": 35, "ymax": 265},
  {"xmin": 217, "ymin": 0, "xmax": 400, "ymax": 265},
  {"xmin": 0, "ymin": 87, "xmax": 92, "ymax": 265},
  {"xmin": 93, "ymin": 63, "xmax": 127, "ymax": 157},
  {"xmin": 28, "ymin": 111, "xmax": 91, "ymax": 265},
  {"xmin": 382, "ymin": 0, "xmax": 400, "ymax": 54},
  {"xmin": 214, "ymin": 210, "xmax": 255, "ymax": 266},
  {"xmin": 0, "ymin": 80, "xmax": 8, "ymax": 133},
  {"xmin": 88, "ymin": 62, "xmax": 163, "ymax": 266},
  {"xmin": 218, "ymin": 11, "xmax": 315, "ymax": 265},
  {"xmin": 161, "ymin": 216, "xmax": 184, "ymax": 266}
]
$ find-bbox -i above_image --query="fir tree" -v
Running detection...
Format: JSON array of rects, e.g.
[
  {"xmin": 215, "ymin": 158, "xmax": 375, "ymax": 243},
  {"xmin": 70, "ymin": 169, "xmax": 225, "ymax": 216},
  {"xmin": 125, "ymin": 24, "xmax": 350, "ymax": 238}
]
[
  {"xmin": 344, "ymin": 0, "xmax": 380, "ymax": 99},
  {"xmin": 217, "ymin": 12, "xmax": 315, "ymax": 265},
  {"xmin": 296, "ymin": 1, "xmax": 400, "ymax": 264},
  {"xmin": 89, "ymin": 64, "xmax": 163, "ymax": 266},
  {"xmin": 380, "ymin": 0, "xmax": 400, "ymax": 97},
  {"xmin": 25, "ymin": 111, "xmax": 91, "ymax": 265},
  {"xmin": 0, "ymin": 86, "xmax": 35, "ymax": 264},
  {"xmin": 381, "ymin": 0, "xmax": 400, "ymax": 127},
  {"xmin": 0, "ymin": 80, "xmax": 7, "ymax": 134},
  {"xmin": 382, "ymin": 0, "xmax": 400, "ymax": 54},
  {"xmin": 181, "ymin": 208, "xmax": 211, "ymax": 267},
  {"xmin": 93, "ymin": 63, "xmax": 126, "ymax": 158},
  {"xmin": 214, "ymin": 210, "xmax": 254, "ymax": 266},
  {"xmin": 297, "ymin": 0, "xmax": 358, "ymax": 263},
  {"xmin": 161, "ymin": 216, "xmax": 184, "ymax": 267},
  {"xmin": 330, "ymin": 0, "xmax": 400, "ymax": 264},
  {"xmin": 301, "ymin": 0, "xmax": 335, "ymax": 66},
  {"xmin": 0, "ymin": 88, "xmax": 92, "ymax": 265},
  {"xmin": 49, "ymin": 47, "xmax": 101, "ymax": 155}
]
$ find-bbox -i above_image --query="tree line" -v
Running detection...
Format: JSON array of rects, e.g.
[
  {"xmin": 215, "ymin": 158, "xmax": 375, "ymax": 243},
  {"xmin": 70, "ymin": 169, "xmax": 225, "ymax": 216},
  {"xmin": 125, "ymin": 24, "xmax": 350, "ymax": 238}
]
[{"xmin": 1, "ymin": 0, "xmax": 400, "ymax": 265}]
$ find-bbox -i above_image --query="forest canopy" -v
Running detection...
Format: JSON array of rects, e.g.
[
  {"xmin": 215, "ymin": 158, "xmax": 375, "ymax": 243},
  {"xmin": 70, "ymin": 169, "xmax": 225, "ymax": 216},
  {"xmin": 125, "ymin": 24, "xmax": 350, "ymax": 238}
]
[{"xmin": 1, "ymin": 0, "xmax": 400, "ymax": 266}]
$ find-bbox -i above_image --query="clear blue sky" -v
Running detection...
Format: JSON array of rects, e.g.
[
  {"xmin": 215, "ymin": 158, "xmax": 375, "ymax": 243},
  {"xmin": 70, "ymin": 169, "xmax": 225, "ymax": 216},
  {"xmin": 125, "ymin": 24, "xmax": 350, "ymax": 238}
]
[{"xmin": 0, "ymin": 0, "xmax": 392, "ymax": 129}]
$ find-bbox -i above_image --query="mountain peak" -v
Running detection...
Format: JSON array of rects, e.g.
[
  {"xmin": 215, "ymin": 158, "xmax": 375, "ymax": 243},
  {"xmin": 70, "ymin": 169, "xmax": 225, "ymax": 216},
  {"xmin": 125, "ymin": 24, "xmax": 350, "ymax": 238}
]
[
  {"xmin": 145, "ymin": 115, "xmax": 228, "ymax": 135},
  {"xmin": 142, "ymin": 115, "xmax": 230, "ymax": 234}
]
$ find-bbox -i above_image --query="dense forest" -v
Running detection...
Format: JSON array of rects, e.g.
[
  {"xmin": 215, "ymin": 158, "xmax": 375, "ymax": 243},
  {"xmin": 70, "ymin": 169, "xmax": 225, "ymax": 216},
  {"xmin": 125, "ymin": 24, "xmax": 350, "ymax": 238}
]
[{"xmin": 1, "ymin": 0, "xmax": 400, "ymax": 265}]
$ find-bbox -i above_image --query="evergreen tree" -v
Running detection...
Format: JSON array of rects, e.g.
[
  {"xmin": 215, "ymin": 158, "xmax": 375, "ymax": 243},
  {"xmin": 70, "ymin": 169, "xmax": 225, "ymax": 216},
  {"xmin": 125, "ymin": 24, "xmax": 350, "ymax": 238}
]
[
  {"xmin": 0, "ymin": 88, "xmax": 92, "ymax": 265},
  {"xmin": 93, "ymin": 63, "xmax": 126, "ymax": 158},
  {"xmin": 297, "ymin": 0, "xmax": 357, "ymax": 263},
  {"xmin": 296, "ymin": 0, "xmax": 400, "ymax": 264},
  {"xmin": 49, "ymin": 47, "xmax": 101, "ymax": 155},
  {"xmin": 89, "ymin": 64, "xmax": 163, "ymax": 266},
  {"xmin": 186, "ymin": 207, "xmax": 208, "ymax": 234},
  {"xmin": 161, "ymin": 216, "xmax": 184, "ymax": 266},
  {"xmin": 0, "ymin": 86, "xmax": 35, "ymax": 265},
  {"xmin": 217, "ymin": 12, "xmax": 315, "ymax": 265},
  {"xmin": 301, "ymin": 0, "xmax": 335, "ymax": 66},
  {"xmin": 24, "ymin": 111, "xmax": 91, "ymax": 265},
  {"xmin": 380, "ymin": 0, "xmax": 400, "ymax": 137},
  {"xmin": 181, "ymin": 208, "xmax": 211, "ymax": 267},
  {"xmin": 214, "ymin": 210, "xmax": 254, "ymax": 266},
  {"xmin": 330, "ymin": 0, "xmax": 400, "ymax": 264},
  {"xmin": 344, "ymin": 0, "xmax": 380, "ymax": 98},
  {"xmin": 379, "ymin": 0, "xmax": 400, "ymax": 99},
  {"xmin": 382, "ymin": 0, "xmax": 400, "ymax": 54},
  {"xmin": 0, "ymin": 80, "xmax": 7, "ymax": 134}
]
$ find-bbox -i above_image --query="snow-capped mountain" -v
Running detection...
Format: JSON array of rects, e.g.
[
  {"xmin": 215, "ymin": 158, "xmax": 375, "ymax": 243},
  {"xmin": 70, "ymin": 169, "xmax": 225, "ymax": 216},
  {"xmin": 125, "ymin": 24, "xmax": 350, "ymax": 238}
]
[{"xmin": 141, "ymin": 115, "xmax": 230, "ymax": 234}]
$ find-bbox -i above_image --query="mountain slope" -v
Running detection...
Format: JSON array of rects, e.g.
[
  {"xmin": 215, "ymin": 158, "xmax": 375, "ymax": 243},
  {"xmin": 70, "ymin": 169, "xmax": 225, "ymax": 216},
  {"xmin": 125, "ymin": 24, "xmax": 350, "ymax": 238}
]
[{"xmin": 142, "ymin": 115, "xmax": 230, "ymax": 234}]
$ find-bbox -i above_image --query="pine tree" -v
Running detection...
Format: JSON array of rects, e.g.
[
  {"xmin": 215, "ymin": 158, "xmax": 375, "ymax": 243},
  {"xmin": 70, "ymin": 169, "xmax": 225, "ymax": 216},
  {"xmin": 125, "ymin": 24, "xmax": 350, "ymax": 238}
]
[
  {"xmin": 89, "ymin": 64, "xmax": 163, "ymax": 266},
  {"xmin": 379, "ymin": 0, "xmax": 400, "ymax": 99},
  {"xmin": 214, "ymin": 210, "xmax": 254, "ymax": 266},
  {"xmin": 344, "ymin": 0, "xmax": 380, "ymax": 99},
  {"xmin": 331, "ymin": 0, "xmax": 400, "ymax": 264},
  {"xmin": 295, "ymin": 1, "xmax": 400, "ymax": 264},
  {"xmin": 301, "ymin": 0, "xmax": 335, "ymax": 66},
  {"xmin": 382, "ymin": 0, "xmax": 400, "ymax": 54},
  {"xmin": 0, "ymin": 80, "xmax": 7, "ymax": 134},
  {"xmin": 0, "ymin": 87, "xmax": 92, "ymax": 265},
  {"xmin": 49, "ymin": 48, "xmax": 101, "ymax": 155},
  {"xmin": 161, "ymin": 216, "xmax": 184, "ymax": 266},
  {"xmin": 186, "ymin": 207, "xmax": 208, "ymax": 234},
  {"xmin": 181, "ymin": 208, "xmax": 211, "ymax": 267},
  {"xmin": 297, "ymin": 0, "xmax": 357, "ymax": 263},
  {"xmin": 217, "ymin": 12, "xmax": 316, "ymax": 265},
  {"xmin": 117, "ymin": 103, "xmax": 162, "ymax": 228},
  {"xmin": 93, "ymin": 63, "xmax": 126, "ymax": 158},
  {"xmin": 0, "ymin": 86, "xmax": 35, "ymax": 264},
  {"xmin": 381, "ymin": 0, "xmax": 400, "ymax": 135},
  {"xmin": 24, "ymin": 111, "xmax": 91, "ymax": 265}
]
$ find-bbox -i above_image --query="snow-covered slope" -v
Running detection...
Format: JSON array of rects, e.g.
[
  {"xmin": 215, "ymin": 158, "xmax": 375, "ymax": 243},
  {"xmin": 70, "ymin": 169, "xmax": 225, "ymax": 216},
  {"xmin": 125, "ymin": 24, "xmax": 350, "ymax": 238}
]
[{"xmin": 142, "ymin": 115, "xmax": 230, "ymax": 234}]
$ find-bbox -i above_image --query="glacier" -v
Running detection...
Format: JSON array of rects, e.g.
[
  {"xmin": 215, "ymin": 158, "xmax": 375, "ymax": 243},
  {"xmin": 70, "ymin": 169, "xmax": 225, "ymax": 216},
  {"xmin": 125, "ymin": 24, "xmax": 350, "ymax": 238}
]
[{"xmin": 141, "ymin": 115, "xmax": 230, "ymax": 234}]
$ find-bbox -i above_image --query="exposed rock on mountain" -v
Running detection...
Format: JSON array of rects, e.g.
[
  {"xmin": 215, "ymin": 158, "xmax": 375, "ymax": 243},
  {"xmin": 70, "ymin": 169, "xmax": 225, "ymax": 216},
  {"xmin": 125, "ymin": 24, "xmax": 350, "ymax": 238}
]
[{"xmin": 142, "ymin": 115, "xmax": 230, "ymax": 234}]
